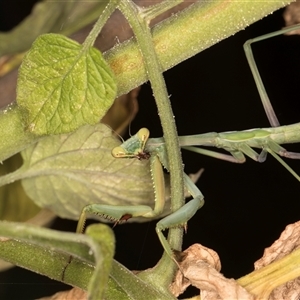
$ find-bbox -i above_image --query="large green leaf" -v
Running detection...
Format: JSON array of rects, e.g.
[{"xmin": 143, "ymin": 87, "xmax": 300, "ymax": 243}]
[
  {"xmin": 12, "ymin": 123, "xmax": 166, "ymax": 220},
  {"xmin": 17, "ymin": 34, "xmax": 117, "ymax": 135},
  {"xmin": 0, "ymin": 221, "xmax": 175, "ymax": 299},
  {"xmin": 0, "ymin": 221, "xmax": 114, "ymax": 299}
]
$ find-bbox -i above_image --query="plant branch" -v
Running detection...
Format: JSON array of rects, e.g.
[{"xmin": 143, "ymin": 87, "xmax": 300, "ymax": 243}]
[
  {"xmin": 82, "ymin": 0, "xmax": 121, "ymax": 49},
  {"xmin": 0, "ymin": 1, "xmax": 291, "ymax": 161},
  {"xmin": 118, "ymin": 0, "xmax": 184, "ymax": 287},
  {"xmin": 139, "ymin": 0, "xmax": 183, "ymax": 23},
  {"xmin": 105, "ymin": 0, "xmax": 292, "ymax": 96}
]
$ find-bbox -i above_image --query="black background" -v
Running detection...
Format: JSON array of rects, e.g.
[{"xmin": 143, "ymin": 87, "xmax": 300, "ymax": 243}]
[{"xmin": 1, "ymin": 2, "xmax": 300, "ymax": 299}]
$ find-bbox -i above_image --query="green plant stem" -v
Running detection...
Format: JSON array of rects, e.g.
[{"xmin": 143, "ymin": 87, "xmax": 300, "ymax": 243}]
[
  {"xmin": 0, "ymin": 1, "xmax": 290, "ymax": 162},
  {"xmin": 139, "ymin": 0, "xmax": 183, "ymax": 23},
  {"xmin": 0, "ymin": 222, "xmax": 174, "ymax": 299},
  {"xmin": 118, "ymin": 0, "xmax": 184, "ymax": 288},
  {"xmin": 105, "ymin": 0, "xmax": 292, "ymax": 96},
  {"xmin": 238, "ymin": 247, "xmax": 300, "ymax": 299},
  {"xmin": 0, "ymin": 167, "xmax": 26, "ymax": 187},
  {"xmin": 0, "ymin": 222, "xmax": 114, "ymax": 297},
  {"xmin": 0, "ymin": 104, "xmax": 40, "ymax": 162},
  {"xmin": 82, "ymin": 0, "xmax": 120, "ymax": 49}
]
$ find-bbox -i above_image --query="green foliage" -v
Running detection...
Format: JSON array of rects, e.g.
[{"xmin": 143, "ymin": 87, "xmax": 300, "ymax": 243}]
[
  {"xmin": 0, "ymin": 123, "xmax": 159, "ymax": 220},
  {"xmin": 0, "ymin": 222, "xmax": 114, "ymax": 299},
  {"xmin": 0, "ymin": 221, "xmax": 175, "ymax": 299},
  {"xmin": 17, "ymin": 34, "xmax": 117, "ymax": 135},
  {"xmin": 0, "ymin": 1, "xmax": 293, "ymax": 299}
]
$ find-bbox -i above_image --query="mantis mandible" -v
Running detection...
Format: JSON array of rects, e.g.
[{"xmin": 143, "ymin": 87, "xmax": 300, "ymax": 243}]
[{"xmin": 76, "ymin": 24, "xmax": 300, "ymax": 258}]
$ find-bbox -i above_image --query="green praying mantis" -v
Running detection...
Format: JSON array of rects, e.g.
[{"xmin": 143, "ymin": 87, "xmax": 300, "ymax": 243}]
[{"xmin": 76, "ymin": 24, "xmax": 300, "ymax": 259}]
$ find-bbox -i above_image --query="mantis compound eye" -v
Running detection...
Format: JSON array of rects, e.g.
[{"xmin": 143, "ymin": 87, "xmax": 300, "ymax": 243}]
[
  {"xmin": 112, "ymin": 146, "xmax": 127, "ymax": 158},
  {"xmin": 138, "ymin": 128, "xmax": 150, "ymax": 143}
]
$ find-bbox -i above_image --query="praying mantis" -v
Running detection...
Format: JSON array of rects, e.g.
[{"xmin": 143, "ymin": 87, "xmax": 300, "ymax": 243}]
[{"xmin": 76, "ymin": 23, "xmax": 300, "ymax": 259}]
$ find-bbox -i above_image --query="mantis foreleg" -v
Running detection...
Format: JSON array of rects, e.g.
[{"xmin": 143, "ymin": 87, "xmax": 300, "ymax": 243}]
[
  {"xmin": 182, "ymin": 146, "xmax": 245, "ymax": 164},
  {"xmin": 76, "ymin": 128, "xmax": 205, "ymax": 259},
  {"xmin": 76, "ymin": 155, "xmax": 166, "ymax": 233},
  {"xmin": 75, "ymin": 24, "xmax": 300, "ymax": 260},
  {"xmin": 156, "ymin": 173, "xmax": 204, "ymax": 258}
]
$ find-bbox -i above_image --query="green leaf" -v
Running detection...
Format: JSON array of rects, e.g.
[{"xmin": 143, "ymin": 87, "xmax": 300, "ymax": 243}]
[
  {"xmin": 0, "ymin": 221, "xmax": 114, "ymax": 297},
  {"xmin": 0, "ymin": 154, "xmax": 40, "ymax": 222},
  {"xmin": 1, "ymin": 123, "xmax": 165, "ymax": 220},
  {"xmin": 0, "ymin": 221, "xmax": 175, "ymax": 299},
  {"xmin": 85, "ymin": 224, "xmax": 115, "ymax": 299},
  {"xmin": 17, "ymin": 34, "xmax": 117, "ymax": 135}
]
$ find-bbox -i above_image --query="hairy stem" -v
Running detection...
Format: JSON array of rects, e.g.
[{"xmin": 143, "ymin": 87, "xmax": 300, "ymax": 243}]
[
  {"xmin": 105, "ymin": 0, "xmax": 292, "ymax": 96},
  {"xmin": 118, "ymin": 0, "xmax": 184, "ymax": 288},
  {"xmin": 0, "ymin": 1, "xmax": 290, "ymax": 162},
  {"xmin": 82, "ymin": 0, "xmax": 120, "ymax": 49}
]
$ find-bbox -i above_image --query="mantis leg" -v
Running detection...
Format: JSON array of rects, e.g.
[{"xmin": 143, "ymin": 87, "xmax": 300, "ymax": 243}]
[
  {"xmin": 234, "ymin": 140, "xmax": 300, "ymax": 182},
  {"xmin": 156, "ymin": 173, "xmax": 204, "ymax": 258},
  {"xmin": 267, "ymin": 140, "xmax": 300, "ymax": 160},
  {"xmin": 223, "ymin": 141, "xmax": 300, "ymax": 182},
  {"xmin": 183, "ymin": 145, "xmax": 265, "ymax": 163},
  {"xmin": 243, "ymin": 23, "xmax": 300, "ymax": 127},
  {"xmin": 183, "ymin": 146, "xmax": 246, "ymax": 163},
  {"xmin": 76, "ymin": 154, "xmax": 167, "ymax": 234},
  {"xmin": 77, "ymin": 153, "xmax": 205, "ymax": 259},
  {"xmin": 263, "ymin": 140, "xmax": 300, "ymax": 182},
  {"xmin": 221, "ymin": 141, "xmax": 300, "ymax": 182},
  {"xmin": 267, "ymin": 149, "xmax": 300, "ymax": 182},
  {"xmin": 184, "ymin": 141, "xmax": 300, "ymax": 182},
  {"xmin": 76, "ymin": 204, "xmax": 153, "ymax": 233}
]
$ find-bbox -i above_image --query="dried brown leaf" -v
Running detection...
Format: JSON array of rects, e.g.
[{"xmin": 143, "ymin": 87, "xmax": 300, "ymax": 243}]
[
  {"xmin": 269, "ymin": 278, "xmax": 300, "ymax": 300},
  {"xmin": 38, "ymin": 287, "xmax": 87, "ymax": 300},
  {"xmin": 254, "ymin": 220, "xmax": 300, "ymax": 300},
  {"xmin": 101, "ymin": 86, "xmax": 140, "ymax": 136},
  {"xmin": 170, "ymin": 244, "xmax": 253, "ymax": 300},
  {"xmin": 255, "ymin": 221, "xmax": 300, "ymax": 269},
  {"xmin": 284, "ymin": 0, "xmax": 300, "ymax": 34}
]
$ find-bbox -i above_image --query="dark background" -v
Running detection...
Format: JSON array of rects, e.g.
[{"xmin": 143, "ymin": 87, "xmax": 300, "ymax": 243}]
[{"xmin": 1, "ymin": 1, "xmax": 300, "ymax": 299}]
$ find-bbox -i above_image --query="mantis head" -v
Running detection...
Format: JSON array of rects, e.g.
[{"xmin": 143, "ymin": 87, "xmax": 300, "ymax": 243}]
[{"xmin": 112, "ymin": 128, "xmax": 151, "ymax": 160}]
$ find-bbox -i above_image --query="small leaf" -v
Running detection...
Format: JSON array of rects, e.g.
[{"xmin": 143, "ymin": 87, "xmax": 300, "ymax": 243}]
[{"xmin": 17, "ymin": 34, "xmax": 117, "ymax": 135}]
